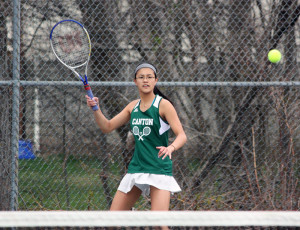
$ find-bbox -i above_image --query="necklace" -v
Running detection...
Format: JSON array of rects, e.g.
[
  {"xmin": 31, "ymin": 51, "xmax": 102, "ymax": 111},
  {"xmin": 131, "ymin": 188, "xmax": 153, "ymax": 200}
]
[
  {"xmin": 141, "ymin": 96, "xmax": 155, "ymax": 109},
  {"xmin": 141, "ymin": 101, "xmax": 148, "ymax": 108}
]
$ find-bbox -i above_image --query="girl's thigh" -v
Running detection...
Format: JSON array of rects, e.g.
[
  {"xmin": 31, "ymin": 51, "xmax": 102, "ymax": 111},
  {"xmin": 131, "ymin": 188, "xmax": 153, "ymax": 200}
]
[
  {"xmin": 150, "ymin": 186, "xmax": 170, "ymax": 211},
  {"xmin": 110, "ymin": 186, "xmax": 142, "ymax": 210}
]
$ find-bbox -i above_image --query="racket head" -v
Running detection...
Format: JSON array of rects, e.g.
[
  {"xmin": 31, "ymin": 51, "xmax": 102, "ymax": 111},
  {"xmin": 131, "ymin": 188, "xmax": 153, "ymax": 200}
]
[
  {"xmin": 132, "ymin": 126, "xmax": 139, "ymax": 135},
  {"xmin": 50, "ymin": 19, "xmax": 91, "ymax": 68},
  {"xmin": 143, "ymin": 127, "xmax": 151, "ymax": 136}
]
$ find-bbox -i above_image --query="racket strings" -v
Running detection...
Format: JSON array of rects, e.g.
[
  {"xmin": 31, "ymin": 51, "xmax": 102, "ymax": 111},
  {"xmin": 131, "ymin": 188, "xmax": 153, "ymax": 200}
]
[
  {"xmin": 51, "ymin": 22, "xmax": 90, "ymax": 68},
  {"xmin": 143, "ymin": 127, "xmax": 151, "ymax": 135}
]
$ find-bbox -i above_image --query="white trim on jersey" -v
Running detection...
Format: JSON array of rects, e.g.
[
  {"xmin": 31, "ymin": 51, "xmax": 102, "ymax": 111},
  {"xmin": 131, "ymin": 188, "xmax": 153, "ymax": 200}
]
[
  {"xmin": 153, "ymin": 95, "xmax": 162, "ymax": 108},
  {"xmin": 159, "ymin": 117, "xmax": 170, "ymax": 135},
  {"xmin": 153, "ymin": 95, "xmax": 170, "ymax": 135},
  {"xmin": 134, "ymin": 100, "xmax": 140, "ymax": 109}
]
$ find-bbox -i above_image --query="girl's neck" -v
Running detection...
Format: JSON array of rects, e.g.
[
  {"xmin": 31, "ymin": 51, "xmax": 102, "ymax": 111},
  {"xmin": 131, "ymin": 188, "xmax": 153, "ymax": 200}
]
[{"xmin": 140, "ymin": 93, "xmax": 156, "ymax": 109}]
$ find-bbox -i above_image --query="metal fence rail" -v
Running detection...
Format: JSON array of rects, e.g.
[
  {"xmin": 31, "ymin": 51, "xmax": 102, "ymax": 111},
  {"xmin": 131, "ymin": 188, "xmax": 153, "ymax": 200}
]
[
  {"xmin": 0, "ymin": 0, "xmax": 299, "ymax": 211},
  {"xmin": 1, "ymin": 81, "xmax": 300, "ymax": 87}
]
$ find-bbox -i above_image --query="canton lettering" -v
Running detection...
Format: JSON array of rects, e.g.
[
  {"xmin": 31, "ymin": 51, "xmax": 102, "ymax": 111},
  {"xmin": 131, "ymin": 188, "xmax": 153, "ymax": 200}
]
[{"xmin": 132, "ymin": 118, "xmax": 153, "ymax": 126}]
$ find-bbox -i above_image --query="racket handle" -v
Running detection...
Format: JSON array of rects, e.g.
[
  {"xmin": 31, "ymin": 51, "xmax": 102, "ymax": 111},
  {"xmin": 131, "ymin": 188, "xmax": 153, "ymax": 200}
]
[{"xmin": 84, "ymin": 84, "xmax": 99, "ymax": 111}]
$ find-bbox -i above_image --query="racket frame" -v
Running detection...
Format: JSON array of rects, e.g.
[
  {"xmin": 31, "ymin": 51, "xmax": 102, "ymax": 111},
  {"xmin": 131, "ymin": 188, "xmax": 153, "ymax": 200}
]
[{"xmin": 50, "ymin": 19, "xmax": 98, "ymax": 111}]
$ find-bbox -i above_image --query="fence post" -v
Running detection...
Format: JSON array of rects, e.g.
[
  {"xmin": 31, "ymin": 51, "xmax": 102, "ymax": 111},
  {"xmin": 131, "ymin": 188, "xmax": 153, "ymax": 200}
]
[{"xmin": 10, "ymin": 0, "xmax": 21, "ymax": 211}]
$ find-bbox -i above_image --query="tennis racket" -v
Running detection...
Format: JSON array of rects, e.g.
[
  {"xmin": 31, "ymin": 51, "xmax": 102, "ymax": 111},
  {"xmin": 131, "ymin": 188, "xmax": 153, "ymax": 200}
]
[
  {"xmin": 49, "ymin": 19, "xmax": 98, "ymax": 111},
  {"xmin": 132, "ymin": 126, "xmax": 139, "ymax": 138},
  {"xmin": 132, "ymin": 126, "xmax": 151, "ymax": 141},
  {"xmin": 140, "ymin": 127, "xmax": 151, "ymax": 140}
]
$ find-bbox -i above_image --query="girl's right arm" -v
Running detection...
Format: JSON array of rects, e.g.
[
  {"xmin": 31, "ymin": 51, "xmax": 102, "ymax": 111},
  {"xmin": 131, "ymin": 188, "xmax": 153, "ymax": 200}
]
[{"xmin": 86, "ymin": 95, "xmax": 137, "ymax": 133}]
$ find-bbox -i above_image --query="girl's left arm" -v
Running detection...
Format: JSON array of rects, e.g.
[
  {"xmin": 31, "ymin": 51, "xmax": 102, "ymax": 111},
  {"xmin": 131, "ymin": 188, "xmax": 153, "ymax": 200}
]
[{"xmin": 156, "ymin": 99, "xmax": 187, "ymax": 159}]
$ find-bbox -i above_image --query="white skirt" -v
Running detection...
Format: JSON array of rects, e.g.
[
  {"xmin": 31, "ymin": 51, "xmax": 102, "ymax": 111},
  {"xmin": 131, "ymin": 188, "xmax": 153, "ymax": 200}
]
[{"xmin": 117, "ymin": 173, "xmax": 181, "ymax": 196}]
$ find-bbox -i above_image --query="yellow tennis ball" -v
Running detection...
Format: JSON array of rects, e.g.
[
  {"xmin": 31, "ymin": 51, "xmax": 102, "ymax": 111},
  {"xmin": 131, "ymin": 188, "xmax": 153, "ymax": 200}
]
[{"xmin": 268, "ymin": 49, "xmax": 281, "ymax": 63}]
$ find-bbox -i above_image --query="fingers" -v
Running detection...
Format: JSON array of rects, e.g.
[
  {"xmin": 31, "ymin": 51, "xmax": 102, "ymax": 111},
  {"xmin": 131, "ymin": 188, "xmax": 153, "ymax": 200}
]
[
  {"xmin": 86, "ymin": 95, "xmax": 99, "ymax": 108},
  {"xmin": 86, "ymin": 95, "xmax": 99, "ymax": 102},
  {"xmin": 156, "ymin": 146, "xmax": 173, "ymax": 160}
]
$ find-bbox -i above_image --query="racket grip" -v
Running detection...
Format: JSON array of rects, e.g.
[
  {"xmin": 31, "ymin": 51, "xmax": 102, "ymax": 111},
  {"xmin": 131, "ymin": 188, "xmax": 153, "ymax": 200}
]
[{"xmin": 84, "ymin": 84, "xmax": 99, "ymax": 111}]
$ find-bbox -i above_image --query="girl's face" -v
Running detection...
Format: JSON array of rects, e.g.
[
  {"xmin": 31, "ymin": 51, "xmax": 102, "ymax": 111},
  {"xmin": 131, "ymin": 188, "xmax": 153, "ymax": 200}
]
[{"xmin": 134, "ymin": 68, "xmax": 158, "ymax": 94}]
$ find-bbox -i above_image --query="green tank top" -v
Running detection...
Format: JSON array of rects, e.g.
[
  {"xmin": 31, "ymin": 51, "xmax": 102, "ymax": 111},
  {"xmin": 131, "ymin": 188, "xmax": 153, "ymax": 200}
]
[{"xmin": 128, "ymin": 95, "xmax": 173, "ymax": 176}]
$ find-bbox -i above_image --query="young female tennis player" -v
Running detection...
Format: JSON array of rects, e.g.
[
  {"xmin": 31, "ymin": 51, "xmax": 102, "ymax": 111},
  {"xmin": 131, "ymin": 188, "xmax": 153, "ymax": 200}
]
[{"xmin": 86, "ymin": 63, "xmax": 187, "ymax": 211}]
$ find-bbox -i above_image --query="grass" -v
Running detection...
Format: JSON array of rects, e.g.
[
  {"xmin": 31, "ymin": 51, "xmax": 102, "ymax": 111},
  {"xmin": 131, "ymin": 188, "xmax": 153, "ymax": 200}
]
[{"xmin": 18, "ymin": 154, "xmax": 121, "ymax": 210}]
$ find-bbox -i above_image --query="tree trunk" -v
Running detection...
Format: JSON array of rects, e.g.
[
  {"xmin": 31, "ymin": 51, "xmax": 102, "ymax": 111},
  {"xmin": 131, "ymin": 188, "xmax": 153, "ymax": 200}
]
[{"xmin": 0, "ymin": 1, "xmax": 12, "ymax": 210}]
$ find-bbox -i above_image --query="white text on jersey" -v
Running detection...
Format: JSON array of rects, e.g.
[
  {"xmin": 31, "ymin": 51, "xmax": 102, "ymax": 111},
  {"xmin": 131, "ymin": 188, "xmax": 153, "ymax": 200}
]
[{"xmin": 132, "ymin": 118, "xmax": 153, "ymax": 126}]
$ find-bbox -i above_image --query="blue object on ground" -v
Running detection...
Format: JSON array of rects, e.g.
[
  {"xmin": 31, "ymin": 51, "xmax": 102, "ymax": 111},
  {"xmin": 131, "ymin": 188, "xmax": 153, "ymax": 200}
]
[{"xmin": 19, "ymin": 140, "xmax": 36, "ymax": 159}]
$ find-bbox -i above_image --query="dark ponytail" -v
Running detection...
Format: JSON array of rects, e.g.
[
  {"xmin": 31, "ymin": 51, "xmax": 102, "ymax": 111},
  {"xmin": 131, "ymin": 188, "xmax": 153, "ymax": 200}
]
[
  {"xmin": 135, "ymin": 62, "xmax": 173, "ymax": 105},
  {"xmin": 153, "ymin": 85, "xmax": 173, "ymax": 105}
]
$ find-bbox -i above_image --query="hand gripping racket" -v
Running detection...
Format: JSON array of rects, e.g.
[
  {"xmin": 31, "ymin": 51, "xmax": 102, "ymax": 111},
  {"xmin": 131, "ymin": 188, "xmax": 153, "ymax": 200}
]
[{"xmin": 50, "ymin": 19, "xmax": 98, "ymax": 111}]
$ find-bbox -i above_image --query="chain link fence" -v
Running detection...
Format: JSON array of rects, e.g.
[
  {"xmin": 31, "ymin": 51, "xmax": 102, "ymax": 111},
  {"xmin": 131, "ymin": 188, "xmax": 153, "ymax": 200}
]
[{"xmin": 1, "ymin": 0, "xmax": 299, "ymax": 211}]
